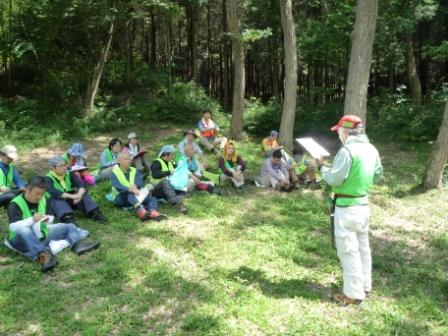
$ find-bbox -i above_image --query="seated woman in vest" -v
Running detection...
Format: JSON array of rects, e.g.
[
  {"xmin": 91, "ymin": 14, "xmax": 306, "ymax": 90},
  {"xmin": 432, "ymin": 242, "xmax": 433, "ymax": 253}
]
[
  {"xmin": 0, "ymin": 145, "xmax": 26, "ymax": 207},
  {"xmin": 6, "ymin": 176, "xmax": 100, "ymax": 272},
  {"xmin": 197, "ymin": 110, "xmax": 227, "ymax": 154},
  {"xmin": 292, "ymin": 146, "xmax": 321, "ymax": 187},
  {"xmin": 46, "ymin": 156, "xmax": 108, "ymax": 224},
  {"xmin": 110, "ymin": 151, "xmax": 166, "ymax": 221},
  {"xmin": 124, "ymin": 132, "xmax": 150, "ymax": 174},
  {"xmin": 219, "ymin": 141, "xmax": 246, "ymax": 188},
  {"xmin": 255, "ymin": 149, "xmax": 296, "ymax": 191},
  {"xmin": 150, "ymin": 145, "xmax": 187, "ymax": 214},
  {"xmin": 63, "ymin": 143, "xmax": 96, "ymax": 186},
  {"xmin": 180, "ymin": 143, "xmax": 222, "ymax": 195},
  {"xmin": 98, "ymin": 138, "xmax": 122, "ymax": 180},
  {"xmin": 261, "ymin": 130, "xmax": 281, "ymax": 157}
]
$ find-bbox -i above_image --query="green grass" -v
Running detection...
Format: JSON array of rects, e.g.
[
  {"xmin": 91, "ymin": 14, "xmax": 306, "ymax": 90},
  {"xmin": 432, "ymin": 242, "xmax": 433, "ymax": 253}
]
[{"xmin": 0, "ymin": 129, "xmax": 447, "ymax": 335}]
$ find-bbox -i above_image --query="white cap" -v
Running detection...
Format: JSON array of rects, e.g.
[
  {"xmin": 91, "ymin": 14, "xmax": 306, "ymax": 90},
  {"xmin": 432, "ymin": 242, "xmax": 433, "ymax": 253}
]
[
  {"xmin": 128, "ymin": 132, "xmax": 137, "ymax": 140},
  {"xmin": 1, "ymin": 145, "xmax": 18, "ymax": 160}
]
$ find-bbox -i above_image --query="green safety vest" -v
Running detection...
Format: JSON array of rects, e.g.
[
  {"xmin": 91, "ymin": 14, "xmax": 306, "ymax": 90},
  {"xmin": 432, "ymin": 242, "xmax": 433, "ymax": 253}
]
[
  {"xmin": 46, "ymin": 171, "xmax": 72, "ymax": 193},
  {"xmin": 151, "ymin": 158, "xmax": 175, "ymax": 184},
  {"xmin": 219, "ymin": 158, "xmax": 235, "ymax": 175},
  {"xmin": 105, "ymin": 148, "xmax": 114, "ymax": 163},
  {"xmin": 9, "ymin": 194, "xmax": 48, "ymax": 241},
  {"xmin": 62, "ymin": 152, "xmax": 70, "ymax": 164},
  {"xmin": 111, "ymin": 165, "xmax": 137, "ymax": 201},
  {"xmin": 294, "ymin": 156, "xmax": 307, "ymax": 176},
  {"xmin": 0, "ymin": 163, "xmax": 15, "ymax": 188},
  {"xmin": 333, "ymin": 138, "xmax": 379, "ymax": 207}
]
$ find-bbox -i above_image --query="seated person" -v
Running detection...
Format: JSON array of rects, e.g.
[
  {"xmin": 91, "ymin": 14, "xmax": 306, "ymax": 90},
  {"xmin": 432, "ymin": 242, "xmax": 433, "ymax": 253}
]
[
  {"xmin": 180, "ymin": 143, "xmax": 222, "ymax": 195},
  {"xmin": 197, "ymin": 110, "xmax": 227, "ymax": 154},
  {"xmin": 6, "ymin": 176, "xmax": 100, "ymax": 272},
  {"xmin": 98, "ymin": 138, "xmax": 122, "ymax": 180},
  {"xmin": 261, "ymin": 130, "xmax": 281, "ymax": 157},
  {"xmin": 261, "ymin": 130, "xmax": 298, "ymax": 184},
  {"xmin": 110, "ymin": 151, "xmax": 166, "ymax": 221},
  {"xmin": 178, "ymin": 129, "xmax": 207, "ymax": 169},
  {"xmin": 150, "ymin": 145, "xmax": 187, "ymax": 214},
  {"xmin": 46, "ymin": 156, "xmax": 108, "ymax": 224},
  {"xmin": 124, "ymin": 132, "xmax": 150, "ymax": 174},
  {"xmin": 0, "ymin": 145, "xmax": 25, "ymax": 207},
  {"xmin": 255, "ymin": 149, "xmax": 296, "ymax": 191},
  {"xmin": 292, "ymin": 146, "xmax": 321, "ymax": 186},
  {"xmin": 219, "ymin": 141, "xmax": 246, "ymax": 188},
  {"xmin": 63, "ymin": 143, "xmax": 96, "ymax": 186}
]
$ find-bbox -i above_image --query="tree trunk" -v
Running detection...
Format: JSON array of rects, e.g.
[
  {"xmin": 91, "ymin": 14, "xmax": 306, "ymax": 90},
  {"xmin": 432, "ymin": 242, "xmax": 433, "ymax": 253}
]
[
  {"xmin": 226, "ymin": 0, "xmax": 245, "ymax": 140},
  {"xmin": 125, "ymin": 18, "xmax": 134, "ymax": 88},
  {"xmin": 85, "ymin": 17, "xmax": 114, "ymax": 116},
  {"xmin": 424, "ymin": 100, "xmax": 448, "ymax": 189},
  {"xmin": 278, "ymin": 0, "xmax": 297, "ymax": 150},
  {"xmin": 405, "ymin": 33, "xmax": 422, "ymax": 105},
  {"xmin": 207, "ymin": 1, "xmax": 212, "ymax": 94},
  {"xmin": 150, "ymin": 10, "xmax": 157, "ymax": 68},
  {"xmin": 186, "ymin": 2, "xmax": 198, "ymax": 82},
  {"xmin": 343, "ymin": 0, "xmax": 378, "ymax": 122},
  {"xmin": 222, "ymin": 0, "xmax": 230, "ymax": 110}
]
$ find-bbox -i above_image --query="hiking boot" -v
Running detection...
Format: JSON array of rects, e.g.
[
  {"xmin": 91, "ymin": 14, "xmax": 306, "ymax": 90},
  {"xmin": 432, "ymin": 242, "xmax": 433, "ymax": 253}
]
[
  {"xmin": 332, "ymin": 293, "xmax": 362, "ymax": 306},
  {"xmin": 149, "ymin": 210, "xmax": 167, "ymax": 221},
  {"xmin": 175, "ymin": 202, "xmax": 188, "ymax": 214},
  {"xmin": 212, "ymin": 188, "xmax": 224, "ymax": 196},
  {"xmin": 90, "ymin": 209, "xmax": 108, "ymax": 223},
  {"xmin": 37, "ymin": 251, "xmax": 58, "ymax": 272},
  {"xmin": 72, "ymin": 241, "xmax": 101, "ymax": 255}
]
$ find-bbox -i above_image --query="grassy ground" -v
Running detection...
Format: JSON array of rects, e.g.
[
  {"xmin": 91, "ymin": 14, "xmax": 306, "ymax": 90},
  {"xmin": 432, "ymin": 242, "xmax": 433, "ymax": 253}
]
[{"xmin": 0, "ymin": 127, "xmax": 447, "ymax": 335}]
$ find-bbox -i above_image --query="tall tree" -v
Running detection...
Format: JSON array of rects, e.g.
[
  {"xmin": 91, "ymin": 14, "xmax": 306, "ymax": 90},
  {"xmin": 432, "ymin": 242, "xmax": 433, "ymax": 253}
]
[
  {"xmin": 226, "ymin": 0, "xmax": 245, "ymax": 140},
  {"xmin": 343, "ymin": 0, "xmax": 378, "ymax": 122},
  {"xmin": 85, "ymin": 15, "xmax": 115, "ymax": 116},
  {"xmin": 424, "ymin": 99, "xmax": 448, "ymax": 189},
  {"xmin": 278, "ymin": 0, "xmax": 297, "ymax": 150}
]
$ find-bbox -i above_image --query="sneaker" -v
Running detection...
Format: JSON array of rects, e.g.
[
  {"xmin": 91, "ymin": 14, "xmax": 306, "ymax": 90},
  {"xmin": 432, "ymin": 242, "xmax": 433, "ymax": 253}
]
[
  {"xmin": 37, "ymin": 251, "xmax": 58, "ymax": 272},
  {"xmin": 61, "ymin": 214, "xmax": 76, "ymax": 224},
  {"xmin": 72, "ymin": 241, "xmax": 101, "ymax": 255}
]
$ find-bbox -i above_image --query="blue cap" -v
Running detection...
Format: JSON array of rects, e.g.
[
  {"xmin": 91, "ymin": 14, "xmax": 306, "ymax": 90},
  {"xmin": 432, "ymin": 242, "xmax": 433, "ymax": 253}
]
[
  {"xmin": 67, "ymin": 143, "xmax": 85, "ymax": 157},
  {"xmin": 270, "ymin": 130, "xmax": 279, "ymax": 137},
  {"xmin": 158, "ymin": 145, "xmax": 175, "ymax": 157}
]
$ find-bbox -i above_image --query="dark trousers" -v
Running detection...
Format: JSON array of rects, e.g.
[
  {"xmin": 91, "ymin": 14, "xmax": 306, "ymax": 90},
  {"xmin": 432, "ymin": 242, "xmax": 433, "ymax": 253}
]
[
  {"xmin": 152, "ymin": 180, "xmax": 181, "ymax": 205},
  {"xmin": 50, "ymin": 193, "xmax": 98, "ymax": 219}
]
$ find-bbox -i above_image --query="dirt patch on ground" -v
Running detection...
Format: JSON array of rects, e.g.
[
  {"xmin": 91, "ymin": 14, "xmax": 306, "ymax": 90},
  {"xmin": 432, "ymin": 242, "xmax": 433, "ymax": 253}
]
[{"xmin": 16, "ymin": 125, "xmax": 182, "ymax": 175}]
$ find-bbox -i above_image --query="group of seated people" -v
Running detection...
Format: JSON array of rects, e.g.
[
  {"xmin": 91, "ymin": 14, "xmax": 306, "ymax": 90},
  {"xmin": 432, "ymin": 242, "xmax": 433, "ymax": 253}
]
[{"xmin": 0, "ymin": 110, "xmax": 320, "ymax": 272}]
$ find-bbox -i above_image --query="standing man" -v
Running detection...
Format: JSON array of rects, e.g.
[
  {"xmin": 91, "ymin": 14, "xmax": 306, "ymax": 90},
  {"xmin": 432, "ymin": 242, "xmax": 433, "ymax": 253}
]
[{"xmin": 316, "ymin": 115, "xmax": 383, "ymax": 305}]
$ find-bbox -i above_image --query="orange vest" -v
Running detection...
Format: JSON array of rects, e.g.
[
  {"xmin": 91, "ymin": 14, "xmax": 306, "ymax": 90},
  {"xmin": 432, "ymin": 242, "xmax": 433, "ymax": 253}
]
[{"xmin": 200, "ymin": 119, "xmax": 217, "ymax": 138}]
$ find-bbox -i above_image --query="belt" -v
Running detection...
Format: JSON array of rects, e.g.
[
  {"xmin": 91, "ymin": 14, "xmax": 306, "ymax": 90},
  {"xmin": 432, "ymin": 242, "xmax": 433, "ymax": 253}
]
[{"xmin": 335, "ymin": 193, "xmax": 367, "ymax": 198}]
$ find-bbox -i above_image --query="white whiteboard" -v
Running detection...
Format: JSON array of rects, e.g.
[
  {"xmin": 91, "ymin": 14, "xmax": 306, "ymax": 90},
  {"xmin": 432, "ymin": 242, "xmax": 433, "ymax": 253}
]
[{"xmin": 295, "ymin": 138, "xmax": 330, "ymax": 159}]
